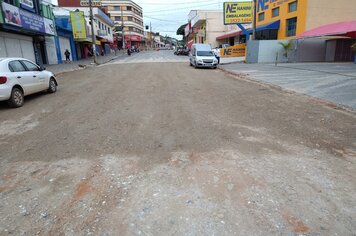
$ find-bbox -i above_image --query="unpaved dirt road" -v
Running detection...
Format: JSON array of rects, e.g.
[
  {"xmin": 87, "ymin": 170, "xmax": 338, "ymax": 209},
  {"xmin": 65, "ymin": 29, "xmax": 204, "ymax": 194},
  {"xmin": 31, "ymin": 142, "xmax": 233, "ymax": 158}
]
[{"xmin": 0, "ymin": 53, "xmax": 355, "ymax": 235}]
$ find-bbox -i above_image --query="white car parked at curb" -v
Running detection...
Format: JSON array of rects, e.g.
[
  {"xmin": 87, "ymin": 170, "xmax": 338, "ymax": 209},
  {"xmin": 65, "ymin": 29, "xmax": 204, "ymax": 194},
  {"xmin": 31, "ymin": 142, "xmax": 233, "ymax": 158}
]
[{"xmin": 0, "ymin": 58, "xmax": 57, "ymax": 108}]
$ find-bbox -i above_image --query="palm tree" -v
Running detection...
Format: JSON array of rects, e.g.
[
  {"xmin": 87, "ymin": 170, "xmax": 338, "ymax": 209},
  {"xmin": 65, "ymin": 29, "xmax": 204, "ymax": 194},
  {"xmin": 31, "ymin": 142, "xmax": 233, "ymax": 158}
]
[{"xmin": 279, "ymin": 41, "xmax": 293, "ymax": 58}]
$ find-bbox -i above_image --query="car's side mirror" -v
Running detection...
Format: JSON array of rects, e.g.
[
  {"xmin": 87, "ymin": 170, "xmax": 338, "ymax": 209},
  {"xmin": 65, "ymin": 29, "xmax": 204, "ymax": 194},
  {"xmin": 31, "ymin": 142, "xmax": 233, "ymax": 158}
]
[{"xmin": 39, "ymin": 66, "xmax": 46, "ymax": 71}]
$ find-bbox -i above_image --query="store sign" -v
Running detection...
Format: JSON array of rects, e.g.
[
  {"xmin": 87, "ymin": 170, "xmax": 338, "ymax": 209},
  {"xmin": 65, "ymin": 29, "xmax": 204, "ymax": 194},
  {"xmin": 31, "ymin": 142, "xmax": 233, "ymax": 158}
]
[
  {"xmin": 44, "ymin": 17, "xmax": 55, "ymax": 35},
  {"xmin": 221, "ymin": 44, "xmax": 246, "ymax": 57},
  {"xmin": 257, "ymin": 0, "xmax": 294, "ymax": 12},
  {"xmin": 20, "ymin": 8, "xmax": 45, "ymax": 32},
  {"xmin": 2, "ymin": 2, "xmax": 55, "ymax": 35},
  {"xmin": 124, "ymin": 35, "xmax": 142, "ymax": 41},
  {"xmin": 20, "ymin": 0, "xmax": 34, "ymax": 11},
  {"xmin": 224, "ymin": 1, "xmax": 253, "ymax": 25},
  {"xmin": 2, "ymin": 2, "xmax": 22, "ymax": 27},
  {"xmin": 70, "ymin": 11, "xmax": 87, "ymax": 39},
  {"xmin": 80, "ymin": 0, "xmax": 102, "ymax": 6}
]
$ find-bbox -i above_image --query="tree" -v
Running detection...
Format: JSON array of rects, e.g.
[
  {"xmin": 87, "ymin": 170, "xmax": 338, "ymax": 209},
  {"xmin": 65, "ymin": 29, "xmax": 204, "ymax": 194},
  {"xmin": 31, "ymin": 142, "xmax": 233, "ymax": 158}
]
[
  {"xmin": 176, "ymin": 23, "xmax": 188, "ymax": 37},
  {"xmin": 279, "ymin": 41, "xmax": 293, "ymax": 58}
]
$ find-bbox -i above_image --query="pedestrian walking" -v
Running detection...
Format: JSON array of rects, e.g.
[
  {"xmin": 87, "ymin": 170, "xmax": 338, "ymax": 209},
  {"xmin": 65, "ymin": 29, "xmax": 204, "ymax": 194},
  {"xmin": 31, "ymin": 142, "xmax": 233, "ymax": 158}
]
[
  {"xmin": 213, "ymin": 47, "xmax": 221, "ymax": 64},
  {"xmin": 64, "ymin": 49, "xmax": 71, "ymax": 63}
]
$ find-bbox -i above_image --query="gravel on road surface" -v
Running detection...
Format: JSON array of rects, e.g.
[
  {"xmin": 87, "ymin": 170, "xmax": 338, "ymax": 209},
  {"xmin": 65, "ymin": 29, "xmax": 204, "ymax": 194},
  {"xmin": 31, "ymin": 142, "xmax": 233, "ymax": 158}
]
[{"xmin": 0, "ymin": 59, "xmax": 355, "ymax": 235}]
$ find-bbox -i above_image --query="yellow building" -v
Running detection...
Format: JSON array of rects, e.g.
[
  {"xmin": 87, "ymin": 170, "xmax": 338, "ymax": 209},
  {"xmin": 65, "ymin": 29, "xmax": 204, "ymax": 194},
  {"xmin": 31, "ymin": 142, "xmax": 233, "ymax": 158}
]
[{"xmin": 255, "ymin": 0, "xmax": 356, "ymax": 39}]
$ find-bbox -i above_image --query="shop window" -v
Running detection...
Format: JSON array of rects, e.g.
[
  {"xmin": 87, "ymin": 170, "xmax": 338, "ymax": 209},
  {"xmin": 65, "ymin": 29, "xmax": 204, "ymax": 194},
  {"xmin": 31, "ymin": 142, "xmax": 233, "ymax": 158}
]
[
  {"xmin": 289, "ymin": 1, "xmax": 297, "ymax": 12},
  {"xmin": 113, "ymin": 6, "xmax": 120, "ymax": 11},
  {"xmin": 258, "ymin": 12, "xmax": 265, "ymax": 22},
  {"xmin": 272, "ymin": 7, "xmax": 279, "ymax": 17},
  {"xmin": 286, "ymin": 17, "xmax": 297, "ymax": 37}
]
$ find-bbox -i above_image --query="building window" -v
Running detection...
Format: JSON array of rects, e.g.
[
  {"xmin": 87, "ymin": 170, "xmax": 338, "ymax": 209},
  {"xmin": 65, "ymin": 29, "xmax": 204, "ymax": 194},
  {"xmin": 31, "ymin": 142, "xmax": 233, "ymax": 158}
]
[
  {"xmin": 108, "ymin": 28, "xmax": 111, "ymax": 34},
  {"xmin": 127, "ymin": 6, "xmax": 132, "ymax": 11},
  {"xmin": 128, "ymin": 27, "xmax": 133, "ymax": 31},
  {"xmin": 272, "ymin": 7, "xmax": 279, "ymax": 17},
  {"xmin": 4, "ymin": 0, "xmax": 16, "ymax": 5},
  {"xmin": 115, "ymin": 16, "xmax": 121, "ymax": 21},
  {"xmin": 113, "ymin": 6, "xmax": 120, "ymax": 11},
  {"xmin": 128, "ymin": 16, "xmax": 133, "ymax": 21},
  {"xmin": 289, "ymin": 1, "xmax": 297, "ymax": 12},
  {"xmin": 258, "ymin": 12, "xmax": 265, "ymax": 22},
  {"xmin": 286, "ymin": 17, "xmax": 297, "ymax": 37}
]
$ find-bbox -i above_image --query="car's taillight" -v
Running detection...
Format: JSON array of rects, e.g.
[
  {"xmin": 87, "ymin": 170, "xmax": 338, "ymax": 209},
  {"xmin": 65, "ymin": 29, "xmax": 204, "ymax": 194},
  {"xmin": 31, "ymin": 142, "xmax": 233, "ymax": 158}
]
[{"xmin": 0, "ymin": 76, "xmax": 7, "ymax": 84}]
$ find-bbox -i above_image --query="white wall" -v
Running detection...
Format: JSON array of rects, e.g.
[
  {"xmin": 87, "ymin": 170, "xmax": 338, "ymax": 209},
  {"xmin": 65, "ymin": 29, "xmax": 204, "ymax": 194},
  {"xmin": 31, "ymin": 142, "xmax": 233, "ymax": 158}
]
[
  {"xmin": 257, "ymin": 40, "xmax": 289, "ymax": 63},
  {"xmin": 205, "ymin": 11, "xmax": 225, "ymax": 48},
  {"xmin": 246, "ymin": 39, "xmax": 328, "ymax": 63},
  {"xmin": 246, "ymin": 40, "xmax": 290, "ymax": 63}
]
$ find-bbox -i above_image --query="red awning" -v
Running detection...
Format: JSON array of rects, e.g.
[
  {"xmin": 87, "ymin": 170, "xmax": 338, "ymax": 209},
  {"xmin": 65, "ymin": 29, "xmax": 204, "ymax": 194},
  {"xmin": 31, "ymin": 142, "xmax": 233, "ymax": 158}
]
[
  {"xmin": 216, "ymin": 30, "xmax": 242, "ymax": 40},
  {"xmin": 124, "ymin": 35, "xmax": 143, "ymax": 41},
  {"xmin": 297, "ymin": 21, "xmax": 356, "ymax": 38}
]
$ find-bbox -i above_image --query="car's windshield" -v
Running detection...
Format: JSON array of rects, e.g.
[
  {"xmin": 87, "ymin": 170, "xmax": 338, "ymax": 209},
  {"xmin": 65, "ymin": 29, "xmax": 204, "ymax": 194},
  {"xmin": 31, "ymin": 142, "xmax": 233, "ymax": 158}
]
[{"xmin": 197, "ymin": 51, "xmax": 214, "ymax": 56}]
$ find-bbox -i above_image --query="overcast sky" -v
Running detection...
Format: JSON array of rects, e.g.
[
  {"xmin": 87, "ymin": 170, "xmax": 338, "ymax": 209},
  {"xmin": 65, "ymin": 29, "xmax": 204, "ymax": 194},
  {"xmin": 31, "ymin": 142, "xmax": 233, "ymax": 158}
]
[{"xmin": 51, "ymin": 0, "xmax": 224, "ymax": 39}]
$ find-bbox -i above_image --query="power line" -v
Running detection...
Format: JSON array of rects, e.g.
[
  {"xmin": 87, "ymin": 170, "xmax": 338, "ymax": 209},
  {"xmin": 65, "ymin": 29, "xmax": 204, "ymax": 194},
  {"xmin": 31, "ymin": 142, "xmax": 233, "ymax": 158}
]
[
  {"xmin": 144, "ymin": 2, "xmax": 219, "ymax": 13},
  {"xmin": 144, "ymin": 16, "xmax": 186, "ymax": 23},
  {"xmin": 138, "ymin": 0, "xmax": 218, "ymax": 5}
]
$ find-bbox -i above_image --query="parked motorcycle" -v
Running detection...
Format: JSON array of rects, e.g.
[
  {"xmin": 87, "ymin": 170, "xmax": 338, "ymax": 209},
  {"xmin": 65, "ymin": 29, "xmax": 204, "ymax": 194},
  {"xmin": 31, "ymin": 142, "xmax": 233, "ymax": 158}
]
[{"xmin": 175, "ymin": 48, "xmax": 190, "ymax": 56}]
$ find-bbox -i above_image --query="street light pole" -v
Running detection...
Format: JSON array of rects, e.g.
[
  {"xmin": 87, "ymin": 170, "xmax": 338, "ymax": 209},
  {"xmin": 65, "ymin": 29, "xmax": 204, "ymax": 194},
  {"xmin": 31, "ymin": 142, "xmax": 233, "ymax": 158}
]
[
  {"xmin": 252, "ymin": 0, "xmax": 257, "ymax": 40},
  {"xmin": 89, "ymin": 0, "xmax": 97, "ymax": 64},
  {"xmin": 121, "ymin": 8, "xmax": 125, "ymax": 50},
  {"xmin": 150, "ymin": 22, "xmax": 153, "ymax": 49}
]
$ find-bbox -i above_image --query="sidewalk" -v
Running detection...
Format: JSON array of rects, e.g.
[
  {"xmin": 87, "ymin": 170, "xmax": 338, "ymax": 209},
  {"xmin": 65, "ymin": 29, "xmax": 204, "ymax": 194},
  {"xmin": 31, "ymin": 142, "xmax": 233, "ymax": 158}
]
[
  {"xmin": 46, "ymin": 52, "xmax": 125, "ymax": 75},
  {"xmin": 220, "ymin": 62, "xmax": 356, "ymax": 109}
]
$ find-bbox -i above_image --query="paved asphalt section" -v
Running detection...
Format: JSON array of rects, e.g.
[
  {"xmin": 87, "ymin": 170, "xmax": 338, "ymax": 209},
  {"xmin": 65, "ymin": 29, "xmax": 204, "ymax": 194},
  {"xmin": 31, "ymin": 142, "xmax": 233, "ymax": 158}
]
[
  {"xmin": 221, "ymin": 62, "xmax": 356, "ymax": 109},
  {"xmin": 0, "ymin": 51, "xmax": 355, "ymax": 235}
]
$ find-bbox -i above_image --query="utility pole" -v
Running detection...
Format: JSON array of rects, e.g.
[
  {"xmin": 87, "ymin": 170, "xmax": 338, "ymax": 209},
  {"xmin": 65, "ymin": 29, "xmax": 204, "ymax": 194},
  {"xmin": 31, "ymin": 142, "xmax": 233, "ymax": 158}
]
[
  {"xmin": 89, "ymin": 0, "xmax": 97, "ymax": 64},
  {"xmin": 252, "ymin": 0, "xmax": 257, "ymax": 40},
  {"xmin": 121, "ymin": 8, "xmax": 125, "ymax": 50},
  {"xmin": 150, "ymin": 22, "xmax": 153, "ymax": 49}
]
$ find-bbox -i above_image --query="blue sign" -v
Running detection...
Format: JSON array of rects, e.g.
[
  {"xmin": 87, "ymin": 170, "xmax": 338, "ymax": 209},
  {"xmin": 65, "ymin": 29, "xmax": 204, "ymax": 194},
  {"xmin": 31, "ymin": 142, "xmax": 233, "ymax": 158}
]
[
  {"xmin": 258, "ymin": 0, "xmax": 269, "ymax": 12},
  {"xmin": 19, "ymin": 8, "xmax": 45, "ymax": 33}
]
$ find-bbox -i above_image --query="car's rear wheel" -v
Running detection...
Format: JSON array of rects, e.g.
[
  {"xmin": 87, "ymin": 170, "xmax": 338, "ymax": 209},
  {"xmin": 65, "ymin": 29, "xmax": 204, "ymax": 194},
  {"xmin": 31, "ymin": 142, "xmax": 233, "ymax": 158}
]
[
  {"xmin": 48, "ymin": 78, "xmax": 57, "ymax": 93},
  {"xmin": 8, "ymin": 87, "xmax": 24, "ymax": 108}
]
